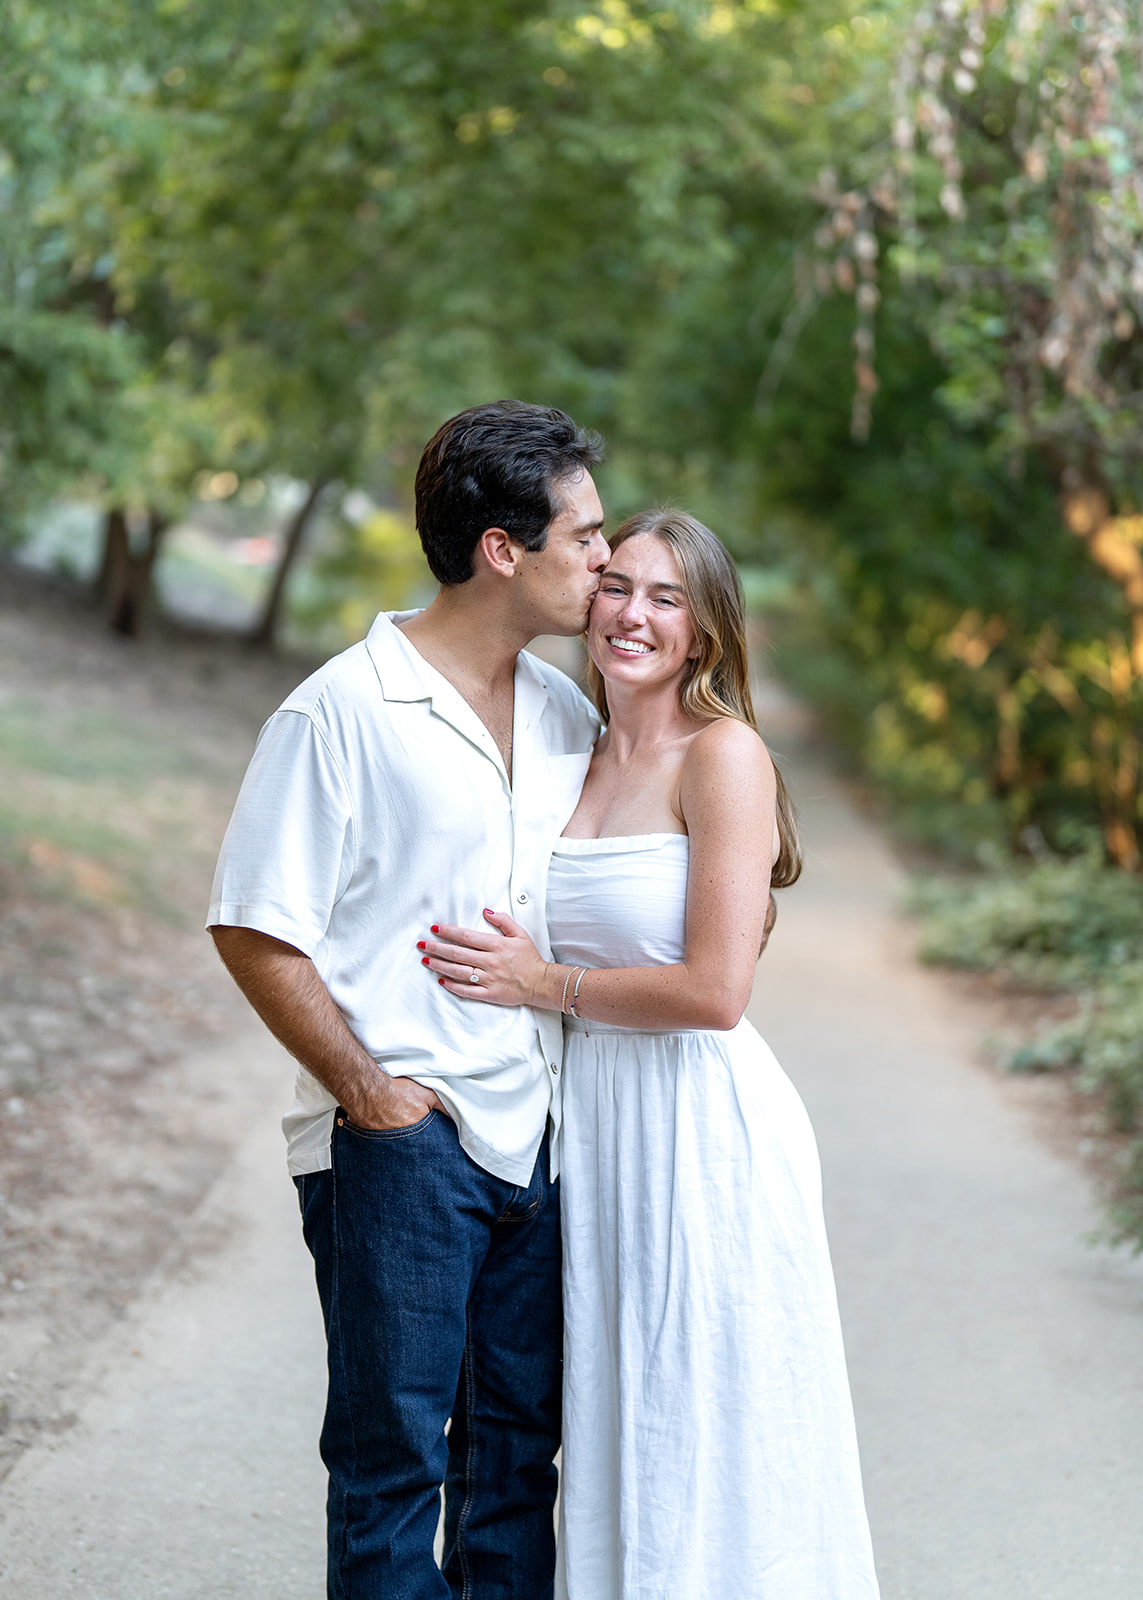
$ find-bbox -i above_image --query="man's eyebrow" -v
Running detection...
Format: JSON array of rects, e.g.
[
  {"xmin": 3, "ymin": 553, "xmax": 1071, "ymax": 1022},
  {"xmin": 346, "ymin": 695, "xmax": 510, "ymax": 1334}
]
[{"xmin": 603, "ymin": 569, "xmax": 686, "ymax": 595}]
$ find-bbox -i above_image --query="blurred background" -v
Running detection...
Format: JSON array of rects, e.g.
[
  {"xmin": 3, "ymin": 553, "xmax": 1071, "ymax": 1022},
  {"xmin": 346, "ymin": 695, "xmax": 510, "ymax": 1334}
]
[
  {"xmin": 3, "ymin": 0, "xmax": 1143, "ymax": 1513},
  {"xmin": 6, "ymin": 0, "xmax": 1143, "ymax": 855}
]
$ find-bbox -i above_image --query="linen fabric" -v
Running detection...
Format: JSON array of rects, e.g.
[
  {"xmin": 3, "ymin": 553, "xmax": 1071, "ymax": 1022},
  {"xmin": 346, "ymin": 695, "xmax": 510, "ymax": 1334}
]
[
  {"xmin": 549, "ymin": 832, "xmax": 881, "ymax": 1600},
  {"xmin": 208, "ymin": 611, "xmax": 597, "ymax": 1184}
]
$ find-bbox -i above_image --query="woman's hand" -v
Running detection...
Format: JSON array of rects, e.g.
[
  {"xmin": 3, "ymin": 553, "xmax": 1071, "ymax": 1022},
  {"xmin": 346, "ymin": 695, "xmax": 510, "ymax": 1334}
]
[{"xmin": 420, "ymin": 909, "xmax": 557, "ymax": 1008}]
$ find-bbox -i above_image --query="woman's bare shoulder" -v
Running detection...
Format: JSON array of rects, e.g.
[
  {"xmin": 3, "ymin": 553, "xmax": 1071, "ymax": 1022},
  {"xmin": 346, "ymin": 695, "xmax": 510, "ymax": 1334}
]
[
  {"xmin": 685, "ymin": 716, "xmax": 772, "ymax": 772},
  {"xmin": 680, "ymin": 718, "xmax": 775, "ymax": 810}
]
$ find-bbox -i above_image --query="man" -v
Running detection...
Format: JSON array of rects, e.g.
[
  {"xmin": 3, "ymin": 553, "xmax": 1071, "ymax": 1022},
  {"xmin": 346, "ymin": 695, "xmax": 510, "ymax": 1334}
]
[{"xmin": 208, "ymin": 400, "xmax": 609, "ymax": 1599}]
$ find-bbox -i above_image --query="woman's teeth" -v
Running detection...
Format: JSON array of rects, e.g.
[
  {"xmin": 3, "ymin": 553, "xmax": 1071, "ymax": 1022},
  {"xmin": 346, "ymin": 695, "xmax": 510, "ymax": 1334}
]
[{"xmin": 610, "ymin": 638, "xmax": 652, "ymax": 654}]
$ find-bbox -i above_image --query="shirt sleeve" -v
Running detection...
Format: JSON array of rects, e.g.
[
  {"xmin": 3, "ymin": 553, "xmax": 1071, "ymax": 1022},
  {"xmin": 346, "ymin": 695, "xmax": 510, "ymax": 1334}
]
[{"xmin": 206, "ymin": 709, "xmax": 356, "ymax": 958}]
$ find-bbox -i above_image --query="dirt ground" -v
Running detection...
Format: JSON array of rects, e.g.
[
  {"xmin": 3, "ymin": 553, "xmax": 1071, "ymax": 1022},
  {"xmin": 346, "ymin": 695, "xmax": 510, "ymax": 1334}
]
[{"xmin": 0, "ymin": 565, "xmax": 312, "ymax": 1482}]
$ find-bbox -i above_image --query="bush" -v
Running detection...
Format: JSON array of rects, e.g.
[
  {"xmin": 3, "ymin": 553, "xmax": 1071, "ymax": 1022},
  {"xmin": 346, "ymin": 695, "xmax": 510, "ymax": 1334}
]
[
  {"xmin": 911, "ymin": 853, "xmax": 1143, "ymax": 988},
  {"xmin": 911, "ymin": 857, "xmax": 1143, "ymax": 1251}
]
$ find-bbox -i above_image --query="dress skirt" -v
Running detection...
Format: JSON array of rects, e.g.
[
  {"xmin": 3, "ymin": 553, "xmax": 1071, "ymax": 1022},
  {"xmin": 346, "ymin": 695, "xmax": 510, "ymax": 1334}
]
[{"xmin": 555, "ymin": 1015, "xmax": 881, "ymax": 1600}]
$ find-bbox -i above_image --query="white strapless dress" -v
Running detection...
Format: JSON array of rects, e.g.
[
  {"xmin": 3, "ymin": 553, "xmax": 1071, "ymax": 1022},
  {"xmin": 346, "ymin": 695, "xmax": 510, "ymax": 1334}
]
[{"xmin": 549, "ymin": 833, "xmax": 880, "ymax": 1600}]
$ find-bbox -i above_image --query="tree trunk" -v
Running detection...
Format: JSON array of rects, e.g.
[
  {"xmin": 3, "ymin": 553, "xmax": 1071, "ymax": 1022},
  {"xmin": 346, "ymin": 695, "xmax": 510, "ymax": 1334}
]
[
  {"xmin": 93, "ymin": 506, "xmax": 120, "ymax": 602},
  {"xmin": 96, "ymin": 507, "xmax": 169, "ymax": 638},
  {"xmin": 248, "ymin": 477, "xmax": 330, "ymax": 651}
]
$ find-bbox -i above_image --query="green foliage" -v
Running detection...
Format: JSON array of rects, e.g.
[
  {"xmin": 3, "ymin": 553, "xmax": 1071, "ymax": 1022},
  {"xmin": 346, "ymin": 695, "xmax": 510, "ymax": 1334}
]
[
  {"xmin": 912, "ymin": 853, "xmax": 1143, "ymax": 988},
  {"xmin": 5, "ymin": 0, "xmax": 868, "ymax": 577},
  {"xmin": 736, "ymin": 2, "xmax": 1143, "ymax": 863},
  {"xmin": 913, "ymin": 857, "xmax": 1143, "ymax": 1249},
  {"xmin": 293, "ymin": 505, "xmax": 433, "ymax": 644},
  {"xmin": 6, "ymin": 0, "xmax": 1143, "ymax": 874},
  {"xmin": 1013, "ymin": 968, "xmax": 1143, "ymax": 1248},
  {"xmin": 0, "ymin": 0, "xmax": 281, "ymax": 529},
  {"xmin": 0, "ymin": 308, "xmax": 144, "ymax": 528},
  {"xmin": 762, "ymin": 317, "xmax": 1137, "ymax": 855},
  {"xmin": 0, "ymin": 5, "xmax": 138, "ymax": 530},
  {"xmin": 108, "ymin": 0, "xmax": 849, "ymax": 482}
]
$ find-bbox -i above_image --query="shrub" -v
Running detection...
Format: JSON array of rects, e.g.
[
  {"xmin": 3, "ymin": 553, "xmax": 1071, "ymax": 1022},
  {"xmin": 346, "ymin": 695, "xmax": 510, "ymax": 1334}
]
[{"xmin": 910, "ymin": 853, "xmax": 1143, "ymax": 989}]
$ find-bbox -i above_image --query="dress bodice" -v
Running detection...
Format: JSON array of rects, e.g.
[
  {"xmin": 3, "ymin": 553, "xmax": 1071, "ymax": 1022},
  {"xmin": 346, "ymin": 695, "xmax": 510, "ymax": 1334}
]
[{"xmin": 547, "ymin": 833, "xmax": 689, "ymax": 972}]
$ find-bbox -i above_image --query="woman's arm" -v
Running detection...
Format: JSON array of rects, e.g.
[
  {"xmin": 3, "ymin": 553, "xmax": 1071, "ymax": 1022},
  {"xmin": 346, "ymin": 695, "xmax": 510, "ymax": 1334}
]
[{"xmin": 424, "ymin": 719, "xmax": 777, "ymax": 1031}]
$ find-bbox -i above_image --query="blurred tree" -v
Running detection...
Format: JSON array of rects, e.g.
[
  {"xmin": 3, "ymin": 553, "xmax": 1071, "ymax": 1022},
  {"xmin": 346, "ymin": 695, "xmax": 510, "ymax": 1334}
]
[
  {"xmin": 746, "ymin": 0, "xmax": 1143, "ymax": 864},
  {"xmin": 4, "ymin": 0, "xmax": 875, "ymax": 645},
  {"xmin": 103, "ymin": 0, "xmax": 856, "ymax": 643},
  {"xmin": 0, "ymin": 0, "xmax": 282, "ymax": 630},
  {"xmin": 882, "ymin": 0, "xmax": 1143, "ymax": 862},
  {"xmin": 0, "ymin": 4, "xmax": 145, "ymax": 538}
]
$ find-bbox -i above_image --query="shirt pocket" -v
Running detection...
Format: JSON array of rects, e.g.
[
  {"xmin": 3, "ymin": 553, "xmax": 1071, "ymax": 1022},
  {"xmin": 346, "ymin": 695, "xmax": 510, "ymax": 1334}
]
[{"xmin": 544, "ymin": 751, "xmax": 594, "ymax": 836}]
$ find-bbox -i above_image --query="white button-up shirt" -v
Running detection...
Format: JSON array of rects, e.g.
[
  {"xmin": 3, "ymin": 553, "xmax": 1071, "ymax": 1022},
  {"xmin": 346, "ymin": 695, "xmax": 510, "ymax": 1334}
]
[{"xmin": 208, "ymin": 612, "xmax": 598, "ymax": 1184}]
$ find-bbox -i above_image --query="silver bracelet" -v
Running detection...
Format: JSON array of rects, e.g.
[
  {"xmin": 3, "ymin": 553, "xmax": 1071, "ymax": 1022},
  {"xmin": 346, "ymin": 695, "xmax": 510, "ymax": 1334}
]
[
  {"xmin": 560, "ymin": 967, "xmax": 577, "ymax": 1015},
  {"xmin": 568, "ymin": 965, "xmax": 590, "ymax": 1018}
]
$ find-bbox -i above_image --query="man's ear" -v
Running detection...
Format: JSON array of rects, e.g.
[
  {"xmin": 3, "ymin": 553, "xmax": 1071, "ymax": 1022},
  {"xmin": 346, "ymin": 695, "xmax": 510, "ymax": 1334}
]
[{"xmin": 476, "ymin": 526, "xmax": 525, "ymax": 579}]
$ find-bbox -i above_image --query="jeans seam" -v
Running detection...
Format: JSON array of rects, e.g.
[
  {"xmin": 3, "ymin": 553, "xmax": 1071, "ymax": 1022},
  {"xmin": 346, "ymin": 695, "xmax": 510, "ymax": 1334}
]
[
  {"xmin": 338, "ymin": 1108, "xmax": 437, "ymax": 1141},
  {"xmin": 330, "ymin": 1144, "xmax": 357, "ymax": 1599},
  {"xmin": 495, "ymin": 1181, "xmax": 542, "ymax": 1224},
  {"xmin": 456, "ymin": 1313, "xmax": 478, "ymax": 1600}
]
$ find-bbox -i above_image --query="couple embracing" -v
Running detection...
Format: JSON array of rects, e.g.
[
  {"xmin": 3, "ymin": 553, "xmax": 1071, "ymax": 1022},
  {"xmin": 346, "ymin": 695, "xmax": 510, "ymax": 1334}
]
[{"xmin": 208, "ymin": 401, "xmax": 880, "ymax": 1600}]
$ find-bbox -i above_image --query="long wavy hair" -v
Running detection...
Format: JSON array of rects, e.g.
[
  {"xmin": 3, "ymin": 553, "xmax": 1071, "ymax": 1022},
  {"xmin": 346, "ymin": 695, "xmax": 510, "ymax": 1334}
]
[{"xmin": 587, "ymin": 509, "xmax": 802, "ymax": 888}]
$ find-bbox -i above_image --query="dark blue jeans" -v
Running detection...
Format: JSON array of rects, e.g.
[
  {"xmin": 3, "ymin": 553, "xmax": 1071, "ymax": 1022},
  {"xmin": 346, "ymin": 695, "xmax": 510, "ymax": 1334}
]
[{"xmin": 296, "ymin": 1108, "xmax": 562, "ymax": 1600}]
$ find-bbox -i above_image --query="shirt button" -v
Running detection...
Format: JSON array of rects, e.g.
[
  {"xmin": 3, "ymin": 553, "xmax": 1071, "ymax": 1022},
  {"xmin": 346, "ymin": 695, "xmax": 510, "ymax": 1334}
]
[
  {"xmin": 550, "ymin": 1061, "xmax": 559, "ymax": 1075},
  {"xmin": 516, "ymin": 891, "xmax": 529, "ymax": 904}
]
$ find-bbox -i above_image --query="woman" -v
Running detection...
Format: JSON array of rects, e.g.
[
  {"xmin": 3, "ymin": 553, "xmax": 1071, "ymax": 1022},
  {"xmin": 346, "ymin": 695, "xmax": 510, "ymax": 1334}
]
[{"xmin": 421, "ymin": 511, "xmax": 880, "ymax": 1599}]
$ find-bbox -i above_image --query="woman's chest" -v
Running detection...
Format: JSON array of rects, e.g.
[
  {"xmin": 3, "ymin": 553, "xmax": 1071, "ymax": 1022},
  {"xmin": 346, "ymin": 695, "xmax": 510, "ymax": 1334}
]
[{"xmin": 566, "ymin": 747, "xmax": 687, "ymax": 837}]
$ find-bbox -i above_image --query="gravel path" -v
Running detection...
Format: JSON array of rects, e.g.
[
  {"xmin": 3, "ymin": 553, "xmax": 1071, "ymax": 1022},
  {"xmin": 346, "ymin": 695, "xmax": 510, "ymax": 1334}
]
[{"xmin": 1, "ymin": 682, "xmax": 1141, "ymax": 1599}]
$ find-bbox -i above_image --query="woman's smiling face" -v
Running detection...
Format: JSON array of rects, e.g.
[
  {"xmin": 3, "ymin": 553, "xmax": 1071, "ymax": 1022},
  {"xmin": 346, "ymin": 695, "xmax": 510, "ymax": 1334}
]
[{"xmin": 587, "ymin": 533, "xmax": 699, "ymax": 693}]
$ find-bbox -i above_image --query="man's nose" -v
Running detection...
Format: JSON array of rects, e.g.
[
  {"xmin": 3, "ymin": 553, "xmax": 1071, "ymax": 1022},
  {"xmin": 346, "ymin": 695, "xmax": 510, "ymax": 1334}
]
[{"xmin": 588, "ymin": 532, "xmax": 610, "ymax": 570}]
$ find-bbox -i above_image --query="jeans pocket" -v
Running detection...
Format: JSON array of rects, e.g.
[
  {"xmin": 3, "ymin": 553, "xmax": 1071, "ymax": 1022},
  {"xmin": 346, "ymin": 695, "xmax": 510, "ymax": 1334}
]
[{"xmin": 336, "ymin": 1108, "xmax": 439, "ymax": 1141}]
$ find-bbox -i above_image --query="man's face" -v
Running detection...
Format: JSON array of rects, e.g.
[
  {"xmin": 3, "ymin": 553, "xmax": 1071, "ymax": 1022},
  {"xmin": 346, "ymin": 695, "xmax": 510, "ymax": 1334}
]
[{"xmin": 516, "ymin": 470, "xmax": 609, "ymax": 636}]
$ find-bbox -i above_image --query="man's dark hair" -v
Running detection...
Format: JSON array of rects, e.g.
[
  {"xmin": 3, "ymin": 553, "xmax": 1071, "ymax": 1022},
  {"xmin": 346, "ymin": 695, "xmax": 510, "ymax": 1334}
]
[{"xmin": 414, "ymin": 400, "xmax": 604, "ymax": 586}]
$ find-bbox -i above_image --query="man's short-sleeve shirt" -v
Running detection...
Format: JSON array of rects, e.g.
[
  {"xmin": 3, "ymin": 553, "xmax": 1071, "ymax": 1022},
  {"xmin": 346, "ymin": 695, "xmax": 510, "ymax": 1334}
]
[{"xmin": 208, "ymin": 612, "xmax": 599, "ymax": 1185}]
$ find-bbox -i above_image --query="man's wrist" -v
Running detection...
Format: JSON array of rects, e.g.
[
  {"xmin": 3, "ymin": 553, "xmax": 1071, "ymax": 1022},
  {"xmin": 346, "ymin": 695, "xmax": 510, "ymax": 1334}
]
[{"xmin": 341, "ymin": 1060, "xmax": 392, "ymax": 1124}]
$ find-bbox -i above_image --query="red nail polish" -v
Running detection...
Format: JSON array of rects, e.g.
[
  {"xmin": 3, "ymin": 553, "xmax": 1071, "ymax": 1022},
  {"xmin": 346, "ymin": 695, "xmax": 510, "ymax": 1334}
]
[
  {"xmin": 483, "ymin": 908, "xmax": 494, "ymax": 916},
  {"xmin": 438, "ymin": 977, "xmax": 445, "ymax": 985},
  {"xmin": 430, "ymin": 925, "xmax": 439, "ymax": 934},
  {"xmin": 421, "ymin": 956, "xmax": 430, "ymax": 966},
  {"xmin": 417, "ymin": 941, "xmax": 426, "ymax": 951}
]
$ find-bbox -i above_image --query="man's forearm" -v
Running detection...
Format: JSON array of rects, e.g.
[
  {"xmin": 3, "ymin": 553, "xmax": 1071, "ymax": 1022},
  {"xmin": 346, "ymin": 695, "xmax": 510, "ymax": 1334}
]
[{"xmin": 210, "ymin": 925, "xmax": 440, "ymax": 1128}]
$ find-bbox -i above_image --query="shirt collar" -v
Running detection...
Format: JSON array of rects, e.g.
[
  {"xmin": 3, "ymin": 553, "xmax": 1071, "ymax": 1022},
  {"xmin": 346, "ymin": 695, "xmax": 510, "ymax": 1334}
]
[
  {"xmin": 364, "ymin": 611, "xmax": 436, "ymax": 702},
  {"xmin": 513, "ymin": 648, "xmax": 550, "ymax": 736},
  {"xmin": 364, "ymin": 610, "xmax": 552, "ymax": 777}
]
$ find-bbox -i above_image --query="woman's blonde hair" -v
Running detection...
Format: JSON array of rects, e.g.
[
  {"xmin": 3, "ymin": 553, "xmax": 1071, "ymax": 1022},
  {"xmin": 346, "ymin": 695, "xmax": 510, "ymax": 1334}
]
[{"xmin": 587, "ymin": 508, "xmax": 802, "ymax": 888}]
